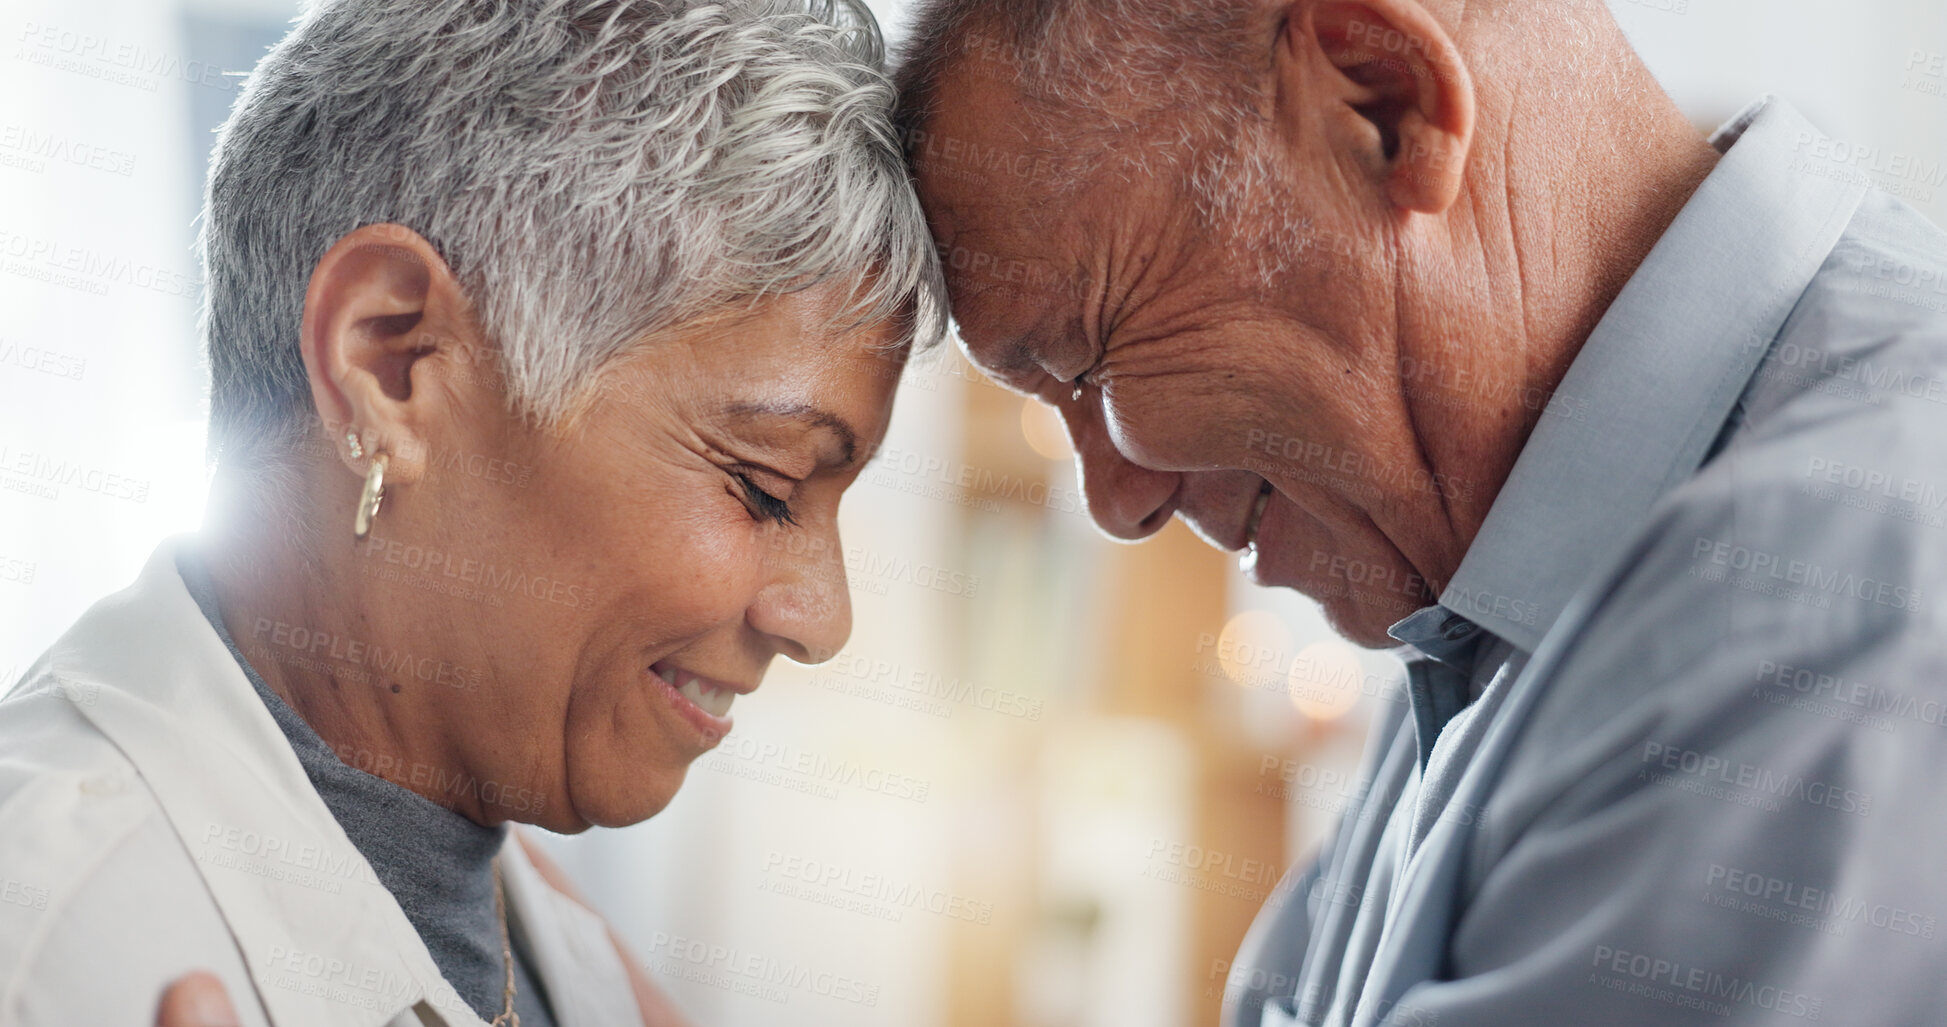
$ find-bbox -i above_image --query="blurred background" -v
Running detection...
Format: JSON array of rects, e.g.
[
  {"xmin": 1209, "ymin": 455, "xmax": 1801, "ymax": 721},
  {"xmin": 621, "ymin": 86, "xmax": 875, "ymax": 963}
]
[{"xmin": 3, "ymin": 0, "xmax": 1944, "ymax": 1023}]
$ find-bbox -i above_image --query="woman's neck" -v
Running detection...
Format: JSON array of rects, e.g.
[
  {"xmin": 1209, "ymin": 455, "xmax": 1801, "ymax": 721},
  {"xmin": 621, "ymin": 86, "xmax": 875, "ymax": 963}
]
[{"xmin": 197, "ymin": 487, "xmax": 501, "ymax": 826}]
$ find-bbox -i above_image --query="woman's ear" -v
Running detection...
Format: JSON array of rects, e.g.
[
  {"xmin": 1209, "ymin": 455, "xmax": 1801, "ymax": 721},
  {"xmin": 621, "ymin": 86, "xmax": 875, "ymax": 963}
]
[
  {"xmin": 1275, "ymin": 0, "xmax": 1475, "ymax": 214},
  {"xmin": 298, "ymin": 223, "xmax": 482, "ymax": 486}
]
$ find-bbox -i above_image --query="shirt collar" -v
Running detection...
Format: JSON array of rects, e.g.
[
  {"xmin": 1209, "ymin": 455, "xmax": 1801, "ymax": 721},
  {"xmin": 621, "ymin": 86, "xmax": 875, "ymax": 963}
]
[
  {"xmin": 1399, "ymin": 96, "xmax": 1869, "ymax": 654},
  {"xmin": 48, "ymin": 538, "xmax": 491, "ymax": 1027}
]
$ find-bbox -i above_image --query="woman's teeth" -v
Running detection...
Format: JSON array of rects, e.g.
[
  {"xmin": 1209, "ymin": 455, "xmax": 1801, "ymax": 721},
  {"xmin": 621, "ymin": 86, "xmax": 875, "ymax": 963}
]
[{"xmin": 656, "ymin": 667, "xmax": 734, "ymax": 718}]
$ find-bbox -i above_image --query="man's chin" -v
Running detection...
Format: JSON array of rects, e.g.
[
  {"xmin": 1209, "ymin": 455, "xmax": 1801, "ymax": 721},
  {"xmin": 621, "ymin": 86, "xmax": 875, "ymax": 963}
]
[{"xmin": 1320, "ymin": 593, "xmax": 1420, "ymax": 650}]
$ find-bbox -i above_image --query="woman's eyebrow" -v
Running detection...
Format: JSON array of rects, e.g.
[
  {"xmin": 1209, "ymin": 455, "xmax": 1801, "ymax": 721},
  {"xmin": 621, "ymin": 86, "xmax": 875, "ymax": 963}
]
[{"xmin": 721, "ymin": 400, "xmax": 860, "ymax": 467}]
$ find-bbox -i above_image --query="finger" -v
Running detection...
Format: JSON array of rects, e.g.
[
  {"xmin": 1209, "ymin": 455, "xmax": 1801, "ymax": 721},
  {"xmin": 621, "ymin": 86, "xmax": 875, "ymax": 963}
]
[{"xmin": 155, "ymin": 971, "xmax": 240, "ymax": 1027}]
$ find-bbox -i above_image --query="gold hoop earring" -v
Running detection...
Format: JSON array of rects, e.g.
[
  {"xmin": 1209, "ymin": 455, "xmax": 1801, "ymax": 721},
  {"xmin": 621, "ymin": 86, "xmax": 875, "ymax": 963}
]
[{"xmin": 353, "ymin": 452, "xmax": 388, "ymax": 541}]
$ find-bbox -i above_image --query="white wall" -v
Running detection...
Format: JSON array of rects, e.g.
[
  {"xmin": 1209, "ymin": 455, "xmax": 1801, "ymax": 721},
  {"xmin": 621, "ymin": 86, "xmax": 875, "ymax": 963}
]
[{"xmin": 1612, "ymin": 0, "xmax": 1947, "ymax": 225}]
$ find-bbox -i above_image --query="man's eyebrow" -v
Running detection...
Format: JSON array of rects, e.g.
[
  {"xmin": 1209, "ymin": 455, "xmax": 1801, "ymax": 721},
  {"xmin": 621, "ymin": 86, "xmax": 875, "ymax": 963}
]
[
  {"xmin": 722, "ymin": 401, "xmax": 859, "ymax": 467},
  {"xmin": 992, "ymin": 340, "xmax": 1038, "ymax": 375},
  {"xmin": 986, "ymin": 304, "xmax": 1070, "ymax": 376}
]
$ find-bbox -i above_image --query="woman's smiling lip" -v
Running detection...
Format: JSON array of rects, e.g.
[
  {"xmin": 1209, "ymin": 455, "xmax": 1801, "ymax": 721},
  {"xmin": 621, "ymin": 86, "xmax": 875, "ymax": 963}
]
[{"xmin": 649, "ymin": 662, "xmax": 751, "ymax": 740}]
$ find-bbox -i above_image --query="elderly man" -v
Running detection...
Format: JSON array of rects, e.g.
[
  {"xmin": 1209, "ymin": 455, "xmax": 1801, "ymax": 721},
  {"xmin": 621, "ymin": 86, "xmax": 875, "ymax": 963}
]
[{"xmin": 897, "ymin": 0, "xmax": 1947, "ymax": 1024}]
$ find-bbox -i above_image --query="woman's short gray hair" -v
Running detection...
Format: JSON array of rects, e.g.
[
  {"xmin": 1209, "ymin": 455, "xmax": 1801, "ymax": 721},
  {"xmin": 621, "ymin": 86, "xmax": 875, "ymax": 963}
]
[{"xmin": 202, "ymin": 0, "xmax": 944, "ymax": 466}]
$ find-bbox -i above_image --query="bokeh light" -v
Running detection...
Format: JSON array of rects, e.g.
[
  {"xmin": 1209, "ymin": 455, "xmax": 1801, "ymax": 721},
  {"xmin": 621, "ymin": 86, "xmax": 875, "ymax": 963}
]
[
  {"xmin": 1020, "ymin": 397, "xmax": 1074, "ymax": 461},
  {"xmin": 1216, "ymin": 610, "xmax": 1292, "ymax": 690},
  {"xmin": 1288, "ymin": 641, "xmax": 1366, "ymax": 721}
]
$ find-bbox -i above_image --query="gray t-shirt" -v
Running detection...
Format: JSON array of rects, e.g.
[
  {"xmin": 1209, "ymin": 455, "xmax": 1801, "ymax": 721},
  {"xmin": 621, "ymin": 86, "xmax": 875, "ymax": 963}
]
[{"xmin": 179, "ymin": 551, "xmax": 557, "ymax": 1027}]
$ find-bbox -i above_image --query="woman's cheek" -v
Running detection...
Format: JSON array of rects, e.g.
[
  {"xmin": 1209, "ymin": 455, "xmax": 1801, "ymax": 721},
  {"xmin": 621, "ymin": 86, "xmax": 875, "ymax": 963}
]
[{"xmin": 695, "ymin": 512, "xmax": 797, "ymax": 597}]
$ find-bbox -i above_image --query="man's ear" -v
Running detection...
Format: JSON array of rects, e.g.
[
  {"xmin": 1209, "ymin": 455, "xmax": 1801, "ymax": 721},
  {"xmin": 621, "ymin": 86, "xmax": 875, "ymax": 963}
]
[
  {"xmin": 299, "ymin": 223, "xmax": 480, "ymax": 486},
  {"xmin": 1276, "ymin": 0, "xmax": 1474, "ymax": 214}
]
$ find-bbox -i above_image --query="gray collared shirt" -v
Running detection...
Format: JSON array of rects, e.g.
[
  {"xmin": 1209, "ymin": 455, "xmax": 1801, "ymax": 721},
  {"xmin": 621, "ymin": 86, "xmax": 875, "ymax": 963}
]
[{"xmin": 1224, "ymin": 97, "xmax": 1947, "ymax": 1027}]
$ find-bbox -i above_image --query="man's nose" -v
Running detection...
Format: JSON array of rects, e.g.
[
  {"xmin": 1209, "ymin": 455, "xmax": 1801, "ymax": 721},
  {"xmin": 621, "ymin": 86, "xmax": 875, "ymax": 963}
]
[
  {"xmin": 749, "ymin": 524, "xmax": 853, "ymax": 665},
  {"xmin": 1062, "ymin": 399, "xmax": 1181, "ymax": 540}
]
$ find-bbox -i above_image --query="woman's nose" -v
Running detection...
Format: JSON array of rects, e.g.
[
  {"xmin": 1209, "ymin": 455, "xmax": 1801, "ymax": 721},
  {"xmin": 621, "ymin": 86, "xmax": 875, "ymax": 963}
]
[
  {"xmin": 1063, "ymin": 403, "xmax": 1181, "ymax": 541},
  {"xmin": 748, "ymin": 524, "xmax": 853, "ymax": 665}
]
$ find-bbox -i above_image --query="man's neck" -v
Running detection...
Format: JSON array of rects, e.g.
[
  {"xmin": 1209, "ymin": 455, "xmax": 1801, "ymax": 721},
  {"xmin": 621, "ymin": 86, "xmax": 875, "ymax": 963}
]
[{"xmin": 1395, "ymin": 51, "xmax": 1721, "ymax": 590}]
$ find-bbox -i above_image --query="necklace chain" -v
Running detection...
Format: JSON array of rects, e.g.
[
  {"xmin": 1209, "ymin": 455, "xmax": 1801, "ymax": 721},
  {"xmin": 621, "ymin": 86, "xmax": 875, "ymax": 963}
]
[{"xmin": 488, "ymin": 858, "xmax": 519, "ymax": 1027}]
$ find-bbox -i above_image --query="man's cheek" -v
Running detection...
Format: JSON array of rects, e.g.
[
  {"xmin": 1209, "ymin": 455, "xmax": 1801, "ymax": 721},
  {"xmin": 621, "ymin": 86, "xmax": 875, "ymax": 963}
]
[{"xmin": 1101, "ymin": 390, "xmax": 1210, "ymax": 470}]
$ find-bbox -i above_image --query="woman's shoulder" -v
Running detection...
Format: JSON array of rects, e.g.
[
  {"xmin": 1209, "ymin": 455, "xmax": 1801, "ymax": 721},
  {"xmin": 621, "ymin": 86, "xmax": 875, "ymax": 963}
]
[
  {"xmin": 0, "ymin": 678, "xmax": 251, "ymax": 1020},
  {"xmin": 0, "ymin": 665, "xmax": 153, "ymax": 857}
]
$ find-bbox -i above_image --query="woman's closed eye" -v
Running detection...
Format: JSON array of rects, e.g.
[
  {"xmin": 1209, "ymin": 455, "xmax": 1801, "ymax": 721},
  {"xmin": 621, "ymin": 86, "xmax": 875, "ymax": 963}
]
[{"xmin": 731, "ymin": 469, "xmax": 799, "ymax": 526}]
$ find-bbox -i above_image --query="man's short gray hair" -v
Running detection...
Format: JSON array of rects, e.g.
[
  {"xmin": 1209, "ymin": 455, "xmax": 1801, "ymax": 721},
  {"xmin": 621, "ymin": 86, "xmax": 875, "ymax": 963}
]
[
  {"xmin": 203, "ymin": 0, "xmax": 943, "ymax": 468},
  {"xmin": 893, "ymin": 0, "xmax": 1263, "ymax": 196}
]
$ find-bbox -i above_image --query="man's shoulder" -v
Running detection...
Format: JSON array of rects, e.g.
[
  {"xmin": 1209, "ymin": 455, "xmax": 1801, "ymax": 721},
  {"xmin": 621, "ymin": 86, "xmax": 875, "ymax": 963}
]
[
  {"xmin": 1636, "ymin": 217, "xmax": 1947, "ymax": 647},
  {"xmin": 1747, "ymin": 188, "xmax": 1947, "ymax": 419},
  {"xmin": 1526, "ymin": 186, "xmax": 1947, "ymax": 687},
  {"xmin": 1505, "ymin": 336, "xmax": 1947, "ymax": 781}
]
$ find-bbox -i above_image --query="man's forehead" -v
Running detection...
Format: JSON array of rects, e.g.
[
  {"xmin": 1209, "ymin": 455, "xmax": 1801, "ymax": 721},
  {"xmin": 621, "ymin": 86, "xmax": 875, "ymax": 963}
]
[
  {"xmin": 910, "ymin": 57, "xmax": 1085, "ymax": 216},
  {"xmin": 910, "ymin": 64, "xmax": 1111, "ymax": 382},
  {"xmin": 927, "ymin": 212, "xmax": 1072, "ymax": 355}
]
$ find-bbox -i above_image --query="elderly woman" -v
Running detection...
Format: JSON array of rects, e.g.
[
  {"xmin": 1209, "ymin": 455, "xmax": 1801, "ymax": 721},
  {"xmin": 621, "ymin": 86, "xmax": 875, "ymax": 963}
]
[{"xmin": 0, "ymin": 0, "xmax": 940, "ymax": 1024}]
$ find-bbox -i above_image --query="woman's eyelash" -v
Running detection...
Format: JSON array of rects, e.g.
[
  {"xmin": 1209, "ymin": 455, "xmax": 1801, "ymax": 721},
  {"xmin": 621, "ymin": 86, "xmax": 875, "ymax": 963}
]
[{"xmin": 733, "ymin": 471, "xmax": 798, "ymax": 526}]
